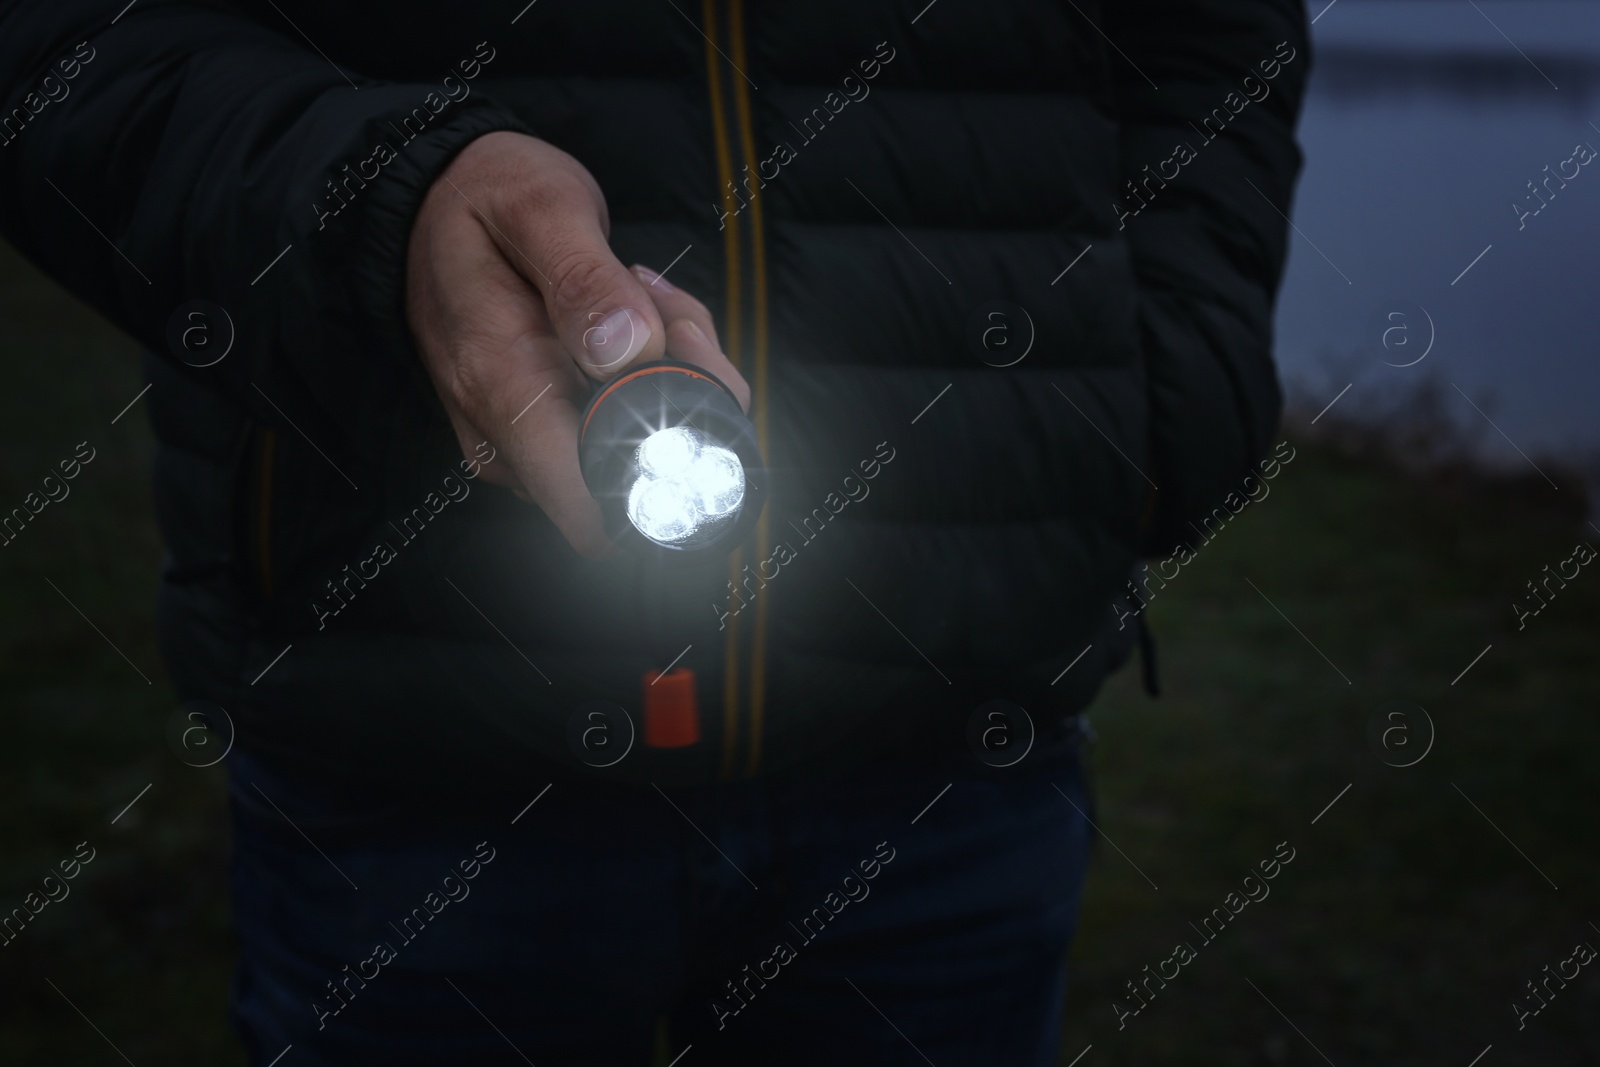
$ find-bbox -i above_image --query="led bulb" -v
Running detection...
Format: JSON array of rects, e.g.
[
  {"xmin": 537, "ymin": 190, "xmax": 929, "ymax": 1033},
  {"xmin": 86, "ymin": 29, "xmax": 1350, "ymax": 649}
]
[
  {"xmin": 686, "ymin": 447, "xmax": 743, "ymax": 517},
  {"xmin": 627, "ymin": 476, "xmax": 699, "ymax": 544},
  {"xmin": 636, "ymin": 425, "xmax": 699, "ymax": 478}
]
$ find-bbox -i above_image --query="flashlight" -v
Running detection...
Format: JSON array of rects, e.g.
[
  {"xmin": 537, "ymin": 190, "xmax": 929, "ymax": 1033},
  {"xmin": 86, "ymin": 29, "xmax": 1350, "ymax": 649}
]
[{"xmin": 578, "ymin": 360, "xmax": 767, "ymax": 554}]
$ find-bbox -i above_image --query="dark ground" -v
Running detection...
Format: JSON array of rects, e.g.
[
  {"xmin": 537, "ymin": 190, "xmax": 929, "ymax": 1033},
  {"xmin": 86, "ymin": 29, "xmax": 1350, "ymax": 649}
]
[{"xmin": 2, "ymin": 239, "xmax": 1596, "ymax": 1065}]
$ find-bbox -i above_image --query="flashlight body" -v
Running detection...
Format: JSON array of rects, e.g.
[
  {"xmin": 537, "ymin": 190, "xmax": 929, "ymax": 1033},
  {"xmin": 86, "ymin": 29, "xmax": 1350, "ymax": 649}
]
[{"xmin": 578, "ymin": 360, "xmax": 767, "ymax": 556}]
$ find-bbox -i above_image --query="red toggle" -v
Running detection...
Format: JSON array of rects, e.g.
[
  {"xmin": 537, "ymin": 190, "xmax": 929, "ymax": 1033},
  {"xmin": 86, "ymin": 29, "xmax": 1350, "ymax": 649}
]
[{"xmin": 642, "ymin": 667, "xmax": 700, "ymax": 748}]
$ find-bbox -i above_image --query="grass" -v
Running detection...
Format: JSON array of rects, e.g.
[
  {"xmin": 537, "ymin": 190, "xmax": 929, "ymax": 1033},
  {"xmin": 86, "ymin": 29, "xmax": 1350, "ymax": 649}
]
[
  {"xmin": 1, "ymin": 238, "xmax": 1596, "ymax": 1065},
  {"xmin": 1065, "ymin": 441, "xmax": 1600, "ymax": 1064}
]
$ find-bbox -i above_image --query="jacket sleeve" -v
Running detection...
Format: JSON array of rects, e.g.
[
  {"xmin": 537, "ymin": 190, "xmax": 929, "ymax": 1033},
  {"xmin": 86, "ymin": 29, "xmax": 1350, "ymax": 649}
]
[
  {"xmin": 0, "ymin": 0, "xmax": 529, "ymax": 470},
  {"xmin": 1102, "ymin": 0, "xmax": 1310, "ymax": 554}
]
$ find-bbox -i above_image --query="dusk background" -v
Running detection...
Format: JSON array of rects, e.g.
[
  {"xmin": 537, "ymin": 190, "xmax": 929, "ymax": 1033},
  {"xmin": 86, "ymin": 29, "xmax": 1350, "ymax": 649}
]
[{"xmin": 3, "ymin": 1, "xmax": 1598, "ymax": 1063}]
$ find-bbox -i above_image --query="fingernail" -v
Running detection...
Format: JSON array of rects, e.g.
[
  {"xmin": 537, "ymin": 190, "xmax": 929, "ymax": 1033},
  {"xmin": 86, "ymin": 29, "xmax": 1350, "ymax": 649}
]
[
  {"xmin": 583, "ymin": 307, "xmax": 650, "ymax": 370},
  {"xmin": 633, "ymin": 264, "xmax": 672, "ymax": 292}
]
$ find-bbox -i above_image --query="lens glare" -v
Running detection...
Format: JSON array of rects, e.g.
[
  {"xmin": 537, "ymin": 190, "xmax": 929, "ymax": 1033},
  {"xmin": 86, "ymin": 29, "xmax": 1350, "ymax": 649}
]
[{"xmin": 626, "ymin": 426, "xmax": 747, "ymax": 546}]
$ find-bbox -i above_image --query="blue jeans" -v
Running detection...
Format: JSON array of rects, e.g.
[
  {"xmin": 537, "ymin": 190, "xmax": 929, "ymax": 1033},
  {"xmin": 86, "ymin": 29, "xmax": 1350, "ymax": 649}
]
[{"xmin": 230, "ymin": 719, "xmax": 1096, "ymax": 1066}]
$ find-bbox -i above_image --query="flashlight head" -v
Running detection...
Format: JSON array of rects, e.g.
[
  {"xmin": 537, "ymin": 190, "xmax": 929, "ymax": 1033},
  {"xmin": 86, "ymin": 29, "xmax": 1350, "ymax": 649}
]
[{"xmin": 578, "ymin": 360, "xmax": 766, "ymax": 554}]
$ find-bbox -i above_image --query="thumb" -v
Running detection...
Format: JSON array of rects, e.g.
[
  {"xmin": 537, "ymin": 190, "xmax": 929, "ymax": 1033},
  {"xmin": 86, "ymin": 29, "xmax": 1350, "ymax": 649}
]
[{"xmin": 492, "ymin": 184, "xmax": 667, "ymax": 379}]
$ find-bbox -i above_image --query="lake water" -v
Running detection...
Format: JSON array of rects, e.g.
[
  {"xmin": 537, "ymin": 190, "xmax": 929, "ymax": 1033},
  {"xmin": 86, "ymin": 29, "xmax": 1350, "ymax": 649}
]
[{"xmin": 1276, "ymin": 0, "xmax": 1600, "ymax": 473}]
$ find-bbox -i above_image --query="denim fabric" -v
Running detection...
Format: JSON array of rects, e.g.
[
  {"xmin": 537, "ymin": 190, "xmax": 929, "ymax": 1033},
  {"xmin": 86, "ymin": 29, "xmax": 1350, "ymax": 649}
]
[{"xmin": 230, "ymin": 720, "xmax": 1096, "ymax": 1066}]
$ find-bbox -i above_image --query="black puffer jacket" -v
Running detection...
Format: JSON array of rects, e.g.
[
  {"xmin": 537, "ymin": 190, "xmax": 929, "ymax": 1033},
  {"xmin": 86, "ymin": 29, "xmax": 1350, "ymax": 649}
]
[{"xmin": 0, "ymin": 0, "xmax": 1307, "ymax": 796}]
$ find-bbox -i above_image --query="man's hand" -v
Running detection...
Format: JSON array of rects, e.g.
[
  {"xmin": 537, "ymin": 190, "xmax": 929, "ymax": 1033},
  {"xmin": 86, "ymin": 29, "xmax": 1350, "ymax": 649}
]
[{"xmin": 406, "ymin": 131, "xmax": 749, "ymax": 559}]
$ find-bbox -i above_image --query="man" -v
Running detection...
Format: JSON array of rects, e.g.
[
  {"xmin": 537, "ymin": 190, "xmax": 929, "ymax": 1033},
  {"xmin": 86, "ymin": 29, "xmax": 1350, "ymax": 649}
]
[{"xmin": 0, "ymin": 0, "xmax": 1306, "ymax": 1062}]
